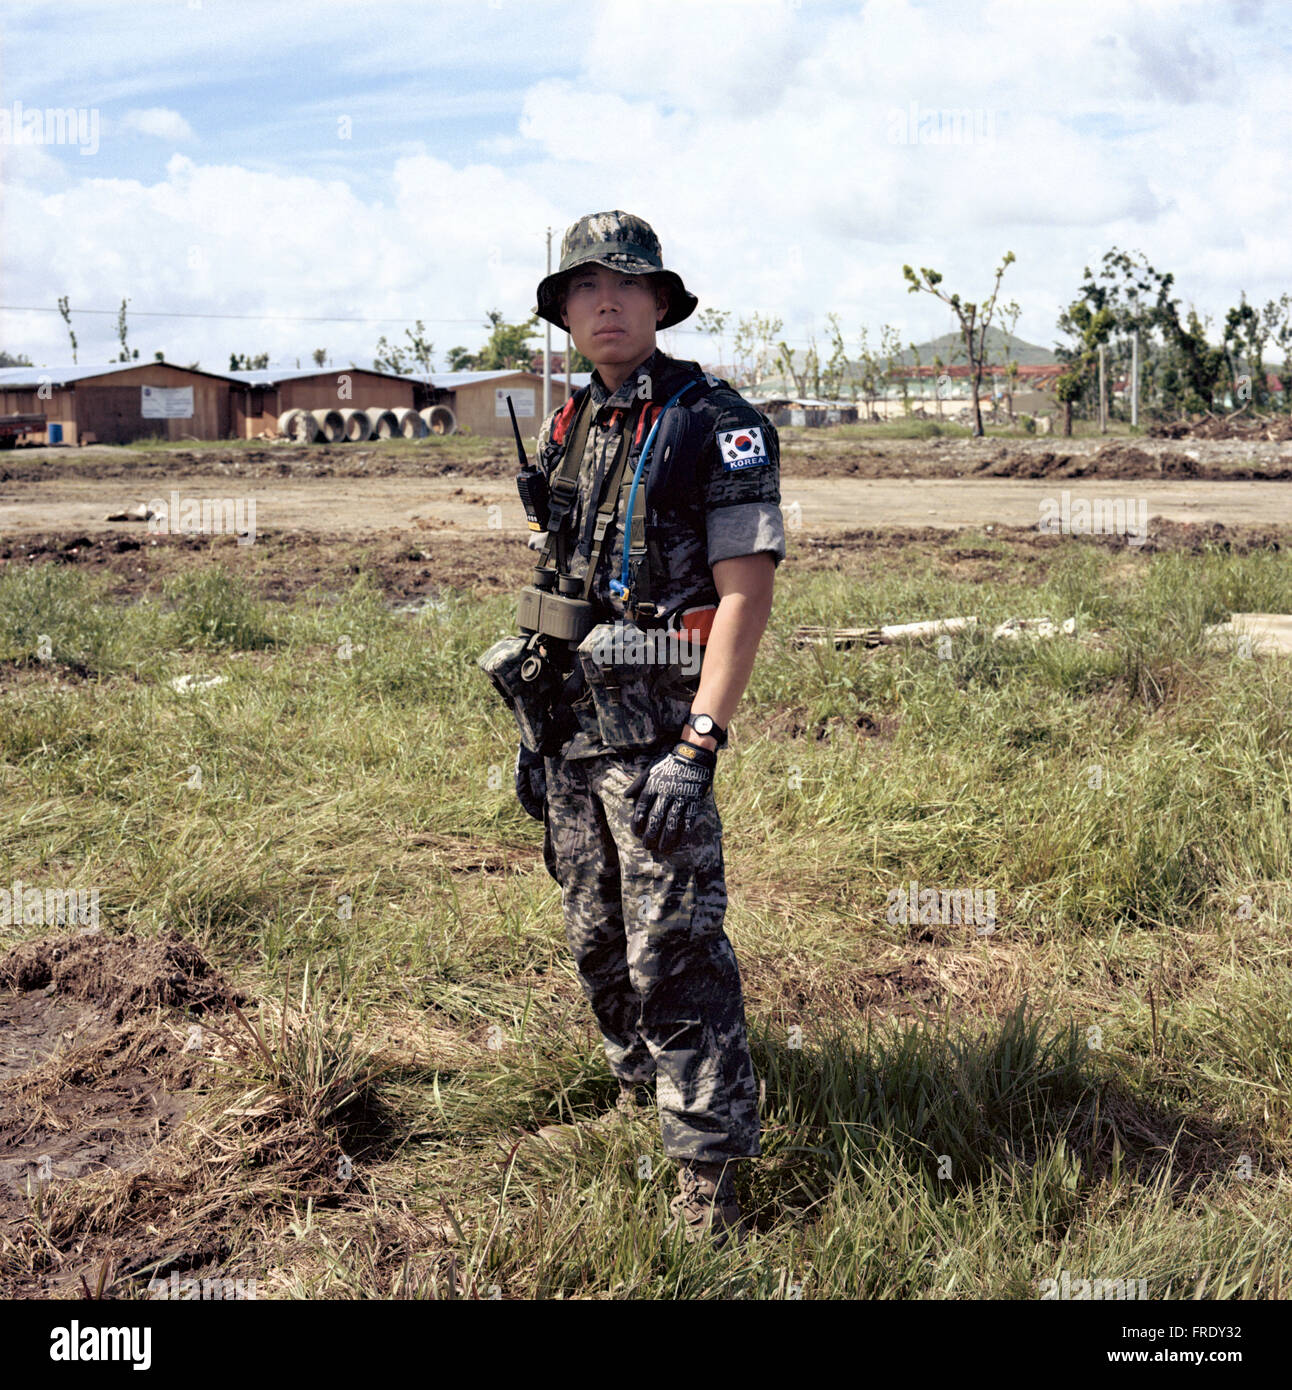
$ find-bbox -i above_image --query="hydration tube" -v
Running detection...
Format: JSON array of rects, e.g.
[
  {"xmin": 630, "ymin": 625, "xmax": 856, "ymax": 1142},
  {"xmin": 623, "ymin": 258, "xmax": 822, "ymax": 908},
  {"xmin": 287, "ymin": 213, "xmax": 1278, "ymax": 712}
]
[{"xmin": 609, "ymin": 383, "xmax": 692, "ymax": 602}]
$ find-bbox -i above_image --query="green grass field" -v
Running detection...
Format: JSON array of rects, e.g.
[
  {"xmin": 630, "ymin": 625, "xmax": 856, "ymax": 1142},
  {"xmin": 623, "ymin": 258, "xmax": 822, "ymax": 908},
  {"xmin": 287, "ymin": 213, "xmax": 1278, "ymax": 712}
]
[{"xmin": 2, "ymin": 531, "xmax": 1291, "ymax": 1298}]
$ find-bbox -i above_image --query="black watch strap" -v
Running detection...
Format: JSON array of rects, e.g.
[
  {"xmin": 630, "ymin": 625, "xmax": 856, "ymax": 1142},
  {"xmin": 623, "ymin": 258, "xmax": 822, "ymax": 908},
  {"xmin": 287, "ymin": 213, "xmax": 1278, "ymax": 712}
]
[{"xmin": 684, "ymin": 712, "xmax": 728, "ymax": 748}]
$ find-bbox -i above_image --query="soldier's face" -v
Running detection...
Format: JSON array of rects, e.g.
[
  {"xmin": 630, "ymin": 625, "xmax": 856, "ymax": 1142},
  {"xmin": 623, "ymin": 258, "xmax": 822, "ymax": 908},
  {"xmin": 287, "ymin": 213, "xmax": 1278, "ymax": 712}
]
[{"xmin": 560, "ymin": 265, "xmax": 667, "ymax": 375}]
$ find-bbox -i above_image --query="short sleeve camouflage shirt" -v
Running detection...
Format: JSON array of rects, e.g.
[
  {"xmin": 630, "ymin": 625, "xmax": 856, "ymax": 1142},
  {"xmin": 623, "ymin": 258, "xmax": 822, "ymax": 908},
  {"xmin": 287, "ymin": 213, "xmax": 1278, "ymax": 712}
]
[{"xmin": 531, "ymin": 347, "xmax": 785, "ymax": 759}]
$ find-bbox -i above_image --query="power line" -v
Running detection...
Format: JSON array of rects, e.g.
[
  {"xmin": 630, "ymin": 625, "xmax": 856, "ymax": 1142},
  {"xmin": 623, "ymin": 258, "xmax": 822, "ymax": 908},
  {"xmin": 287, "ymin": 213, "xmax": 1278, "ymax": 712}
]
[
  {"xmin": 0, "ymin": 302, "xmax": 867, "ymax": 346},
  {"xmin": 0, "ymin": 304, "xmax": 485, "ymax": 325}
]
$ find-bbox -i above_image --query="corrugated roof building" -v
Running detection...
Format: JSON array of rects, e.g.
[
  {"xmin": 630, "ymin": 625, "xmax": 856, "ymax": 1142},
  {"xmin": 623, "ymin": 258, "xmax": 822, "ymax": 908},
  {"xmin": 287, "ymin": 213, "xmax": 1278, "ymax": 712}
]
[
  {"xmin": 422, "ymin": 369, "xmax": 589, "ymax": 438},
  {"xmin": 0, "ymin": 361, "xmax": 236, "ymax": 445},
  {"xmin": 225, "ymin": 366, "xmax": 417, "ymax": 438}
]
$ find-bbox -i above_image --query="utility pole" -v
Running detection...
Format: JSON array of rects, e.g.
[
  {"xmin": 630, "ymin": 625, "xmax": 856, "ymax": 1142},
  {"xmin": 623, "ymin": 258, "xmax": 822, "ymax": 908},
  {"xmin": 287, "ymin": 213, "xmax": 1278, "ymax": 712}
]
[
  {"xmin": 543, "ymin": 227, "xmax": 552, "ymax": 421},
  {"xmin": 1130, "ymin": 330, "xmax": 1139, "ymax": 428},
  {"xmin": 1098, "ymin": 343, "xmax": 1107, "ymax": 433}
]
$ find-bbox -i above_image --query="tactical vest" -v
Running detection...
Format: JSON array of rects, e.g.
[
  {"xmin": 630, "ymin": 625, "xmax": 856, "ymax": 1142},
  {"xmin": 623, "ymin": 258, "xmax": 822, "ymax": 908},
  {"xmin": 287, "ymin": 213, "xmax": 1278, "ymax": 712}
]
[{"xmin": 517, "ymin": 359, "xmax": 713, "ymax": 646}]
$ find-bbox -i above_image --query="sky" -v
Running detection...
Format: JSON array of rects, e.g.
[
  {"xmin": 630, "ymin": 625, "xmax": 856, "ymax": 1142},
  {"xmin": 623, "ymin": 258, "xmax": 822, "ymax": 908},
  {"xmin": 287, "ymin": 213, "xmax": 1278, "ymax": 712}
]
[{"xmin": 0, "ymin": 0, "xmax": 1288, "ymax": 374}]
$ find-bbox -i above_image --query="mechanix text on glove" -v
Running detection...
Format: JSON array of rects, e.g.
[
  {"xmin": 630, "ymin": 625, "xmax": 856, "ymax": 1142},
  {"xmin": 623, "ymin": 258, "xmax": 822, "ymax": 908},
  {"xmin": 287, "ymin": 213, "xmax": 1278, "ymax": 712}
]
[{"xmin": 623, "ymin": 741, "xmax": 716, "ymax": 854}]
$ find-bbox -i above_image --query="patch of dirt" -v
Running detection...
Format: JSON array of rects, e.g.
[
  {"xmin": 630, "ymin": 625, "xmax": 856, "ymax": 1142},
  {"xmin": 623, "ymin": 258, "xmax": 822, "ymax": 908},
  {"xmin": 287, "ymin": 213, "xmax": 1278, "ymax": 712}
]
[
  {"xmin": 0, "ymin": 528, "xmax": 529, "ymax": 606},
  {"xmin": 0, "ymin": 929, "xmax": 235, "ymax": 1024},
  {"xmin": 0, "ymin": 930, "xmax": 242, "ymax": 1296},
  {"xmin": 0, "ymin": 443, "xmax": 516, "ymax": 483}
]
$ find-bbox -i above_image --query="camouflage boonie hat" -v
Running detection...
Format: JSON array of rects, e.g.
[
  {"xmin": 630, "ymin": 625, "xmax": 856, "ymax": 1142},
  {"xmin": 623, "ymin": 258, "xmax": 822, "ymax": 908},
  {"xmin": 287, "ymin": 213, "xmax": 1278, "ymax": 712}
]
[{"xmin": 535, "ymin": 210, "xmax": 698, "ymax": 331}]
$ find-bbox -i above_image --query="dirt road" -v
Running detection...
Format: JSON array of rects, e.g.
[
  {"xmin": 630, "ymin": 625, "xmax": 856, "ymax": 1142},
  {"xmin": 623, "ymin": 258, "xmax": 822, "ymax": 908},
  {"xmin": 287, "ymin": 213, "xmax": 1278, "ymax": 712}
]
[{"xmin": 2, "ymin": 473, "xmax": 1289, "ymax": 540}]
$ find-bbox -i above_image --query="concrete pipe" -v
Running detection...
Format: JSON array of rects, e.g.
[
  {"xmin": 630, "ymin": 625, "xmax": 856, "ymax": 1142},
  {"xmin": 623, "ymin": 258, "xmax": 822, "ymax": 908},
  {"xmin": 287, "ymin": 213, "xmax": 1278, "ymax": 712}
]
[
  {"xmin": 310, "ymin": 408, "xmax": 346, "ymax": 443},
  {"xmin": 420, "ymin": 404, "xmax": 457, "ymax": 436},
  {"xmin": 393, "ymin": 407, "xmax": 428, "ymax": 439},
  {"xmin": 365, "ymin": 408, "xmax": 400, "ymax": 440},
  {"xmin": 340, "ymin": 408, "xmax": 374, "ymax": 443},
  {"xmin": 278, "ymin": 408, "xmax": 318, "ymax": 443}
]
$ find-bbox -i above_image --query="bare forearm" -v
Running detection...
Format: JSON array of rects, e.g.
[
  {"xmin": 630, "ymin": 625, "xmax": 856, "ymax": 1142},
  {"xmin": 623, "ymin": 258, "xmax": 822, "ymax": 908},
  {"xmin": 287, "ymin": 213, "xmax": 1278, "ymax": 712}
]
[{"xmin": 691, "ymin": 592, "xmax": 772, "ymax": 729}]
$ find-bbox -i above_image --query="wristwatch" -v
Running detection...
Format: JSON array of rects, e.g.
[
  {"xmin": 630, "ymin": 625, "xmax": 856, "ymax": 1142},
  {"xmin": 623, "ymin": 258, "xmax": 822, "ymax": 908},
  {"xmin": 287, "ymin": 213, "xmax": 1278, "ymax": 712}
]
[{"xmin": 683, "ymin": 712, "xmax": 728, "ymax": 749}]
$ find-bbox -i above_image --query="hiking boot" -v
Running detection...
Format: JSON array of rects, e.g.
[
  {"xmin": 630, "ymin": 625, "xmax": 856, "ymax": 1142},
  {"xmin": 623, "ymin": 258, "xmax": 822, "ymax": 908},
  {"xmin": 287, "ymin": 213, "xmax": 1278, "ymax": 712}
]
[{"xmin": 665, "ymin": 1159, "xmax": 749, "ymax": 1250}]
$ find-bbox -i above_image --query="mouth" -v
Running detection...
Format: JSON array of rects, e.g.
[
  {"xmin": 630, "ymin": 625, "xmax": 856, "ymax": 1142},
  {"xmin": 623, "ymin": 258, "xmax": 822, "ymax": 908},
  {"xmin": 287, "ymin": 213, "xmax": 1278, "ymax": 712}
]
[{"xmin": 593, "ymin": 326, "xmax": 625, "ymax": 338}]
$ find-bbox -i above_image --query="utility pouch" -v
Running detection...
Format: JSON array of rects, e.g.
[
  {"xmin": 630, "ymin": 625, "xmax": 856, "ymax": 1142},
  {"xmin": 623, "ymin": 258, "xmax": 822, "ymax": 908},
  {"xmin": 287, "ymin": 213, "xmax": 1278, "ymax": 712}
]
[
  {"xmin": 477, "ymin": 634, "xmax": 559, "ymax": 754},
  {"xmin": 516, "ymin": 585, "xmax": 595, "ymax": 644},
  {"xmin": 576, "ymin": 621, "xmax": 662, "ymax": 749}
]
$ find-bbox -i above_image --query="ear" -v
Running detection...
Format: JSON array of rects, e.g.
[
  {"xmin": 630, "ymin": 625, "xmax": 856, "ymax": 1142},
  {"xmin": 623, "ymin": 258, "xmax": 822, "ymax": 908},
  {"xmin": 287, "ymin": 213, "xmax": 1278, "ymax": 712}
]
[{"xmin": 655, "ymin": 284, "xmax": 669, "ymax": 324}]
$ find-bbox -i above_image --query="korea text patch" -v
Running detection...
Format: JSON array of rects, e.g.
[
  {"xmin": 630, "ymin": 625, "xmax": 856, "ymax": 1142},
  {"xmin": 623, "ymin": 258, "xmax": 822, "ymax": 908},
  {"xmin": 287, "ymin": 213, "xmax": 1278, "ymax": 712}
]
[{"xmin": 718, "ymin": 425, "xmax": 768, "ymax": 471}]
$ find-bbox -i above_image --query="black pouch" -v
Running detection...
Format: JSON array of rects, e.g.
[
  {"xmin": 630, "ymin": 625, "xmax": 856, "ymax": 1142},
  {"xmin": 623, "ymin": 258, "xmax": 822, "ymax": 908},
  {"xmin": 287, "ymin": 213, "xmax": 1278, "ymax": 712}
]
[
  {"xmin": 576, "ymin": 621, "xmax": 662, "ymax": 749},
  {"xmin": 477, "ymin": 634, "xmax": 558, "ymax": 754}
]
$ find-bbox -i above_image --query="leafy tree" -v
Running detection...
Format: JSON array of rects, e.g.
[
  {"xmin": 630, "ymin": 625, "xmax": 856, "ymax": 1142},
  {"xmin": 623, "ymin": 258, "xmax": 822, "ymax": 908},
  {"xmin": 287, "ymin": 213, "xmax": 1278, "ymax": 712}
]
[
  {"xmin": 903, "ymin": 251, "xmax": 1017, "ymax": 436},
  {"xmin": 1054, "ymin": 300, "xmax": 1113, "ymax": 436},
  {"xmin": 1263, "ymin": 294, "xmax": 1292, "ymax": 408},
  {"xmin": 881, "ymin": 324, "xmax": 906, "ymax": 415},
  {"xmin": 446, "ymin": 346, "xmax": 474, "ymax": 371},
  {"xmin": 57, "ymin": 296, "xmax": 77, "ymax": 364},
  {"xmin": 695, "ymin": 308, "xmax": 730, "ymax": 372},
  {"xmin": 776, "ymin": 340, "xmax": 806, "ymax": 398},
  {"xmin": 114, "ymin": 297, "xmax": 138, "ymax": 362},
  {"xmin": 0, "ymin": 350, "xmax": 33, "ymax": 367},
  {"xmin": 312, "ymin": 348, "xmax": 327, "ymax": 367},
  {"xmin": 855, "ymin": 326, "xmax": 884, "ymax": 419},
  {"xmin": 474, "ymin": 310, "xmax": 537, "ymax": 371},
  {"xmin": 374, "ymin": 320, "xmax": 434, "ymax": 376},
  {"xmin": 992, "ymin": 300, "xmax": 1022, "ymax": 418},
  {"xmin": 229, "ymin": 352, "xmax": 269, "ymax": 370},
  {"xmin": 821, "ymin": 313, "xmax": 849, "ymax": 401},
  {"xmin": 1223, "ymin": 292, "xmax": 1270, "ymax": 408},
  {"xmin": 1067, "ymin": 248, "xmax": 1169, "ymax": 419},
  {"xmin": 732, "ymin": 313, "xmax": 783, "ymax": 389}
]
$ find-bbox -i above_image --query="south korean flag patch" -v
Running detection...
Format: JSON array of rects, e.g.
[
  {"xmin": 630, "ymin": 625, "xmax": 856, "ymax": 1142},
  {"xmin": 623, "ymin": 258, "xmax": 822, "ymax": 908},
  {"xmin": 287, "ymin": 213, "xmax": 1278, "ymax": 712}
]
[{"xmin": 719, "ymin": 424, "xmax": 768, "ymax": 471}]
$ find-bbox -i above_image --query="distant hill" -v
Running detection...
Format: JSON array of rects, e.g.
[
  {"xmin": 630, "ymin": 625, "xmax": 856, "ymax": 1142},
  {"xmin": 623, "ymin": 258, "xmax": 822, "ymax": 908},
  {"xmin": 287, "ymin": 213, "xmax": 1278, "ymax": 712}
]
[
  {"xmin": 898, "ymin": 330, "xmax": 1056, "ymax": 367},
  {"xmin": 773, "ymin": 330, "xmax": 1056, "ymax": 374}
]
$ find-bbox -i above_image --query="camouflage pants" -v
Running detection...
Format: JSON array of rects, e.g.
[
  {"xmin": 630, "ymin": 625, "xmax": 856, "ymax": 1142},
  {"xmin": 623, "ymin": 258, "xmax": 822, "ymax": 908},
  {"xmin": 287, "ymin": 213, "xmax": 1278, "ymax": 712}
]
[{"xmin": 542, "ymin": 749, "xmax": 762, "ymax": 1163}]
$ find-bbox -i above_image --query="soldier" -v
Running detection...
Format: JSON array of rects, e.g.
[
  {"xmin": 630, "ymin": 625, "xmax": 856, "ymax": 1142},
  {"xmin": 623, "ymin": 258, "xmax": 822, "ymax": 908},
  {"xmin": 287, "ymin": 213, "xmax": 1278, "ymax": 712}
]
[{"xmin": 506, "ymin": 210, "xmax": 785, "ymax": 1249}]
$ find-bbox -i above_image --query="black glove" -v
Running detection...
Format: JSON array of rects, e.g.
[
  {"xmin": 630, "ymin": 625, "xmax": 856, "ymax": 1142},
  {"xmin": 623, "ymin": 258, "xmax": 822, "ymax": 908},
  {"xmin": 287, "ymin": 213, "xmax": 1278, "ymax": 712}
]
[
  {"xmin": 515, "ymin": 744, "xmax": 546, "ymax": 821},
  {"xmin": 624, "ymin": 742, "xmax": 716, "ymax": 854}
]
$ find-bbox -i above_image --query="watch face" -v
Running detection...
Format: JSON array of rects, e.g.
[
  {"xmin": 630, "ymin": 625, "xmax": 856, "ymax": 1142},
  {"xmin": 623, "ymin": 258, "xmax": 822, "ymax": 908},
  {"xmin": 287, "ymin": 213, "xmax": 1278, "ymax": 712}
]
[{"xmin": 692, "ymin": 715, "xmax": 714, "ymax": 734}]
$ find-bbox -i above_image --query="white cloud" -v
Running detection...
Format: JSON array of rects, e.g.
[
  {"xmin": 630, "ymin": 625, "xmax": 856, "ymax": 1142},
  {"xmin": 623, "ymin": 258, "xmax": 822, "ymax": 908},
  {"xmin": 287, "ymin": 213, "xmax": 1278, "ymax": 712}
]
[
  {"xmin": 1, "ymin": 0, "xmax": 1290, "ymax": 367},
  {"xmin": 121, "ymin": 108, "xmax": 196, "ymax": 142}
]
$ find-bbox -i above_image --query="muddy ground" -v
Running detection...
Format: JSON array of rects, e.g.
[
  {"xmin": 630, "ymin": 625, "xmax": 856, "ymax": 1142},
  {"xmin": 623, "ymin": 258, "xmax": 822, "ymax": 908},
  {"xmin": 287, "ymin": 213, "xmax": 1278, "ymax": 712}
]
[
  {"xmin": 0, "ymin": 517, "xmax": 1284, "ymax": 617},
  {"xmin": 4, "ymin": 431, "xmax": 1292, "ymax": 484},
  {"xmin": 0, "ymin": 931, "xmax": 245, "ymax": 1296}
]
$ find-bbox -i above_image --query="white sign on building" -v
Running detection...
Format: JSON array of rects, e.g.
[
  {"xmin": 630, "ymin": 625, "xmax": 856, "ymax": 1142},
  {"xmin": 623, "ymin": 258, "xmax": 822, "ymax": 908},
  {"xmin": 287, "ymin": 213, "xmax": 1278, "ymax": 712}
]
[
  {"xmin": 496, "ymin": 388, "xmax": 534, "ymax": 418},
  {"xmin": 141, "ymin": 386, "xmax": 194, "ymax": 419}
]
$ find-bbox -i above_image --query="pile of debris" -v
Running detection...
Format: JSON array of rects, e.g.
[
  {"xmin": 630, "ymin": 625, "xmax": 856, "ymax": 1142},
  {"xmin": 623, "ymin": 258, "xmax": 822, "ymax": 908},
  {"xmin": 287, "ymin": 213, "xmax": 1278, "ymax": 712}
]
[{"xmin": 1148, "ymin": 412, "xmax": 1292, "ymax": 442}]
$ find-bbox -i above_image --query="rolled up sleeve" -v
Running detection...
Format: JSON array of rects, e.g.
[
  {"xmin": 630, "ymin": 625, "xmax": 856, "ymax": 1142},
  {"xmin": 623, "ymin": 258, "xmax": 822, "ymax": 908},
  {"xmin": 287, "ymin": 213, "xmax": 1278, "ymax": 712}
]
[
  {"xmin": 707, "ymin": 500, "xmax": 786, "ymax": 567},
  {"xmin": 703, "ymin": 405, "xmax": 786, "ymax": 568}
]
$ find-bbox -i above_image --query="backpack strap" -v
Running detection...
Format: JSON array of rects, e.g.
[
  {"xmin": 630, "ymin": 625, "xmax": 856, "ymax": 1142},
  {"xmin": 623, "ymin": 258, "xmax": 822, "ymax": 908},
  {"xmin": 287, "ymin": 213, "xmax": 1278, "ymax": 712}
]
[
  {"xmin": 614, "ymin": 365, "xmax": 711, "ymax": 622},
  {"xmin": 535, "ymin": 391, "xmax": 595, "ymax": 576}
]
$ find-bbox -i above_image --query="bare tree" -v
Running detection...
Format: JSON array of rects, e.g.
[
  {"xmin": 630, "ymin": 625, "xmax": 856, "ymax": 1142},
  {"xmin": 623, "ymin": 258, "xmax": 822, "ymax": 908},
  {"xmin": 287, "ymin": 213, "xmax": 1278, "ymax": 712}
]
[{"xmin": 903, "ymin": 251, "xmax": 1017, "ymax": 436}]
